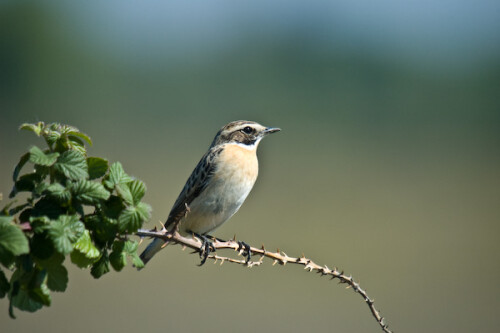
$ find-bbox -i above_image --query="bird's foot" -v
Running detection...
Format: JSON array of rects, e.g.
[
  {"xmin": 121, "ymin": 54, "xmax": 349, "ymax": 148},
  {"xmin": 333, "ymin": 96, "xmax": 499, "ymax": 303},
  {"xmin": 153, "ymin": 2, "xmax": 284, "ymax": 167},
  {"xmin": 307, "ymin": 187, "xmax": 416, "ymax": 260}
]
[
  {"xmin": 193, "ymin": 233, "xmax": 215, "ymax": 266},
  {"xmin": 237, "ymin": 241, "xmax": 252, "ymax": 264}
]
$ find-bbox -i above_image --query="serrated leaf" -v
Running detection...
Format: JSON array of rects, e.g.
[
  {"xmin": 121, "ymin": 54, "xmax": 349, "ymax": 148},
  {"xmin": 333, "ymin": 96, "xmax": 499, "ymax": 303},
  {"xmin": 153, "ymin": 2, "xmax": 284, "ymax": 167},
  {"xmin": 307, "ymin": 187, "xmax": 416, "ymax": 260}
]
[
  {"xmin": 69, "ymin": 180, "xmax": 110, "ymax": 204},
  {"xmin": 54, "ymin": 150, "xmax": 88, "ymax": 180},
  {"xmin": 131, "ymin": 254, "xmax": 144, "ymax": 269},
  {"xmin": 103, "ymin": 162, "xmax": 132, "ymax": 189},
  {"xmin": 73, "ymin": 230, "xmax": 100, "ymax": 259},
  {"xmin": 20, "ymin": 122, "xmax": 44, "ymax": 136},
  {"xmin": 47, "ymin": 215, "xmax": 85, "ymax": 255},
  {"xmin": 44, "ymin": 183, "xmax": 71, "ymax": 204},
  {"xmin": 43, "ymin": 128, "xmax": 61, "ymax": 146},
  {"xmin": 87, "ymin": 157, "xmax": 108, "ymax": 180},
  {"xmin": 124, "ymin": 240, "xmax": 144, "ymax": 269},
  {"xmin": 0, "ymin": 216, "xmax": 30, "ymax": 256},
  {"xmin": 101, "ymin": 195, "xmax": 124, "ymax": 220},
  {"xmin": 12, "ymin": 152, "xmax": 30, "ymax": 182},
  {"xmin": 90, "ymin": 252, "xmax": 110, "ymax": 279},
  {"xmin": 128, "ymin": 179, "xmax": 146, "ymax": 205},
  {"xmin": 115, "ymin": 183, "xmax": 133, "ymax": 205},
  {"xmin": 46, "ymin": 263, "xmax": 68, "ymax": 292},
  {"xmin": 71, "ymin": 230, "xmax": 100, "ymax": 268},
  {"xmin": 65, "ymin": 136, "xmax": 87, "ymax": 156},
  {"xmin": 29, "ymin": 146, "xmax": 59, "ymax": 166},
  {"xmin": 109, "ymin": 241, "xmax": 127, "ymax": 272},
  {"xmin": 10, "ymin": 286, "xmax": 44, "ymax": 313},
  {"xmin": 117, "ymin": 202, "xmax": 151, "ymax": 233},
  {"xmin": 36, "ymin": 253, "xmax": 68, "ymax": 292},
  {"xmin": 67, "ymin": 131, "xmax": 92, "ymax": 146},
  {"xmin": 28, "ymin": 280, "xmax": 51, "ymax": 306},
  {"xmin": 9, "ymin": 173, "xmax": 44, "ymax": 198}
]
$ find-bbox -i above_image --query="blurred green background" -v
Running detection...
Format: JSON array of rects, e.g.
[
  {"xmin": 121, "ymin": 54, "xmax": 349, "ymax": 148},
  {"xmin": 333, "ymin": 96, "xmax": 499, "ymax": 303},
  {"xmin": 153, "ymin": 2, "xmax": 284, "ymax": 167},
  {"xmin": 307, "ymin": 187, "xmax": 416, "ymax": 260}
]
[{"xmin": 1, "ymin": 1, "xmax": 499, "ymax": 332}]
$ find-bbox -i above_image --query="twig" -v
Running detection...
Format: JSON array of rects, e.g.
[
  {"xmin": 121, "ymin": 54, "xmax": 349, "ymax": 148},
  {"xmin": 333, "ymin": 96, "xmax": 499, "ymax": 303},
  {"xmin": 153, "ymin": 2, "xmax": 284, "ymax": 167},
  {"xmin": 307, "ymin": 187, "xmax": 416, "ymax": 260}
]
[{"xmin": 135, "ymin": 228, "xmax": 393, "ymax": 333}]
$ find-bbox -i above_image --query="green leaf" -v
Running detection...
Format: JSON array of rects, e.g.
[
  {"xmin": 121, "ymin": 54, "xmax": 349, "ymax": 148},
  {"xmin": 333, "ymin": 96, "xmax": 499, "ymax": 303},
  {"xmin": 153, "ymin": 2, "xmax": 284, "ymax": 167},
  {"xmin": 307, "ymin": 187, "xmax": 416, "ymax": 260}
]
[
  {"xmin": 9, "ymin": 173, "xmax": 44, "ymax": 198},
  {"xmin": 28, "ymin": 282, "xmax": 51, "ymax": 306},
  {"xmin": 0, "ymin": 269, "xmax": 9, "ymax": 298},
  {"xmin": 90, "ymin": 252, "xmax": 110, "ymax": 279},
  {"xmin": 103, "ymin": 162, "xmax": 132, "ymax": 189},
  {"xmin": 54, "ymin": 150, "xmax": 88, "ymax": 180},
  {"xmin": 29, "ymin": 146, "xmax": 59, "ymax": 166},
  {"xmin": 12, "ymin": 152, "xmax": 30, "ymax": 182},
  {"xmin": 42, "ymin": 128, "xmax": 61, "ymax": 146},
  {"xmin": 115, "ymin": 183, "xmax": 133, "ymax": 205},
  {"xmin": 128, "ymin": 179, "xmax": 146, "ymax": 205},
  {"xmin": 70, "ymin": 230, "xmax": 101, "ymax": 268},
  {"xmin": 109, "ymin": 241, "xmax": 127, "ymax": 272},
  {"xmin": 20, "ymin": 122, "xmax": 44, "ymax": 136},
  {"xmin": 35, "ymin": 253, "xmax": 68, "ymax": 292},
  {"xmin": 10, "ymin": 286, "xmax": 44, "ymax": 313},
  {"xmin": 101, "ymin": 195, "xmax": 124, "ymax": 220},
  {"xmin": 87, "ymin": 157, "xmax": 108, "ymax": 180},
  {"xmin": 124, "ymin": 240, "xmax": 144, "ymax": 269},
  {"xmin": 67, "ymin": 131, "xmax": 92, "ymax": 146},
  {"xmin": 70, "ymin": 180, "xmax": 110, "ymax": 205},
  {"xmin": 0, "ymin": 216, "xmax": 30, "ymax": 256},
  {"xmin": 47, "ymin": 215, "xmax": 85, "ymax": 255},
  {"xmin": 63, "ymin": 136, "xmax": 87, "ymax": 156},
  {"xmin": 73, "ymin": 230, "xmax": 100, "ymax": 259},
  {"xmin": 44, "ymin": 183, "xmax": 71, "ymax": 204},
  {"xmin": 46, "ymin": 263, "xmax": 67, "ymax": 292},
  {"xmin": 117, "ymin": 202, "xmax": 151, "ymax": 233}
]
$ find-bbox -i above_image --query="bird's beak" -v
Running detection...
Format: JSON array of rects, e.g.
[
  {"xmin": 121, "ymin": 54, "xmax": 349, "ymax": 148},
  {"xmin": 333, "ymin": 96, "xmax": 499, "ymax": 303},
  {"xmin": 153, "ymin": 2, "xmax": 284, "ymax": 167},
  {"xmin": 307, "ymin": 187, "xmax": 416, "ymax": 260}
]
[{"xmin": 262, "ymin": 127, "xmax": 281, "ymax": 136}]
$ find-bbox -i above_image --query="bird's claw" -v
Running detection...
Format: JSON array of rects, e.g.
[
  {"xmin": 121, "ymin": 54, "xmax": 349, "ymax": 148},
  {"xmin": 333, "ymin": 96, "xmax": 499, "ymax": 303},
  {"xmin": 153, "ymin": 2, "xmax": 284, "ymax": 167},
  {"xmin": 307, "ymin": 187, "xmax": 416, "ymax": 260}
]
[
  {"xmin": 237, "ymin": 241, "xmax": 252, "ymax": 264},
  {"xmin": 194, "ymin": 233, "xmax": 215, "ymax": 266}
]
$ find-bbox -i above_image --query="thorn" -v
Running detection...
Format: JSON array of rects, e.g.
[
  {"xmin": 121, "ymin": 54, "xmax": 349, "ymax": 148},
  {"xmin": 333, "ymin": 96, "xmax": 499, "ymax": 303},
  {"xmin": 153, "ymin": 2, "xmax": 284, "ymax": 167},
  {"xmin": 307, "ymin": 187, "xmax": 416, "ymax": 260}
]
[
  {"xmin": 182, "ymin": 245, "xmax": 186, "ymax": 251},
  {"xmin": 261, "ymin": 244, "xmax": 265, "ymax": 251},
  {"xmin": 158, "ymin": 220, "xmax": 165, "ymax": 229},
  {"xmin": 184, "ymin": 203, "xmax": 191, "ymax": 213},
  {"xmin": 301, "ymin": 253, "xmax": 305, "ymax": 258},
  {"xmin": 138, "ymin": 238, "xmax": 143, "ymax": 245},
  {"xmin": 161, "ymin": 242, "xmax": 168, "ymax": 249},
  {"xmin": 232, "ymin": 234, "xmax": 236, "ymax": 241},
  {"xmin": 272, "ymin": 260, "xmax": 278, "ymax": 266}
]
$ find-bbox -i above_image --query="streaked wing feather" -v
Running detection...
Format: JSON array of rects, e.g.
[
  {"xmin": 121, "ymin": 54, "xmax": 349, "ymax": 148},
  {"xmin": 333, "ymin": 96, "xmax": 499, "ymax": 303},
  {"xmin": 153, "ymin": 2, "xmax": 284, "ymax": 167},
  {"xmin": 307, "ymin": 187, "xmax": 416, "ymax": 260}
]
[{"xmin": 164, "ymin": 146, "xmax": 222, "ymax": 228}]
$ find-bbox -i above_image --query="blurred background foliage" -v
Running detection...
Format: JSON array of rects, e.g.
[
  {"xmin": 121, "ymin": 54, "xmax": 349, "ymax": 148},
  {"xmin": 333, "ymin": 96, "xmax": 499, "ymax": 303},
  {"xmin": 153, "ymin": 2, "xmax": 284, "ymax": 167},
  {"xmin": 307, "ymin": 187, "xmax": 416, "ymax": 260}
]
[{"xmin": 1, "ymin": 1, "xmax": 499, "ymax": 332}]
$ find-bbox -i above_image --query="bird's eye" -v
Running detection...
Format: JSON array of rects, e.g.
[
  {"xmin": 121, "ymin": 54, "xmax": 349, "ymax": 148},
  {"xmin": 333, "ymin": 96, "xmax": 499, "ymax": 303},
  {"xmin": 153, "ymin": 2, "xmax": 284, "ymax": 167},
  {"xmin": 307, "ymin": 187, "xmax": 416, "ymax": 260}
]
[{"xmin": 242, "ymin": 126, "xmax": 253, "ymax": 134}]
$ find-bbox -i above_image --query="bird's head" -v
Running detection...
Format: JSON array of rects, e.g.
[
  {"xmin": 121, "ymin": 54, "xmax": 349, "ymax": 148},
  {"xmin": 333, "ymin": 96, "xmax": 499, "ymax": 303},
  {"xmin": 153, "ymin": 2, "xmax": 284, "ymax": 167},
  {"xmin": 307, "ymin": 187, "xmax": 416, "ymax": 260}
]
[{"xmin": 212, "ymin": 120, "xmax": 280, "ymax": 148}]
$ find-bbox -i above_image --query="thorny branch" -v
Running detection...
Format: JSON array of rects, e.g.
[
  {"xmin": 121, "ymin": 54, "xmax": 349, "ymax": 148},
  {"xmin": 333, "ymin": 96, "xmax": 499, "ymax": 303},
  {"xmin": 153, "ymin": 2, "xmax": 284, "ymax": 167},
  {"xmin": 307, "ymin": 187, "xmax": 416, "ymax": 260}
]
[{"xmin": 135, "ymin": 228, "xmax": 393, "ymax": 333}]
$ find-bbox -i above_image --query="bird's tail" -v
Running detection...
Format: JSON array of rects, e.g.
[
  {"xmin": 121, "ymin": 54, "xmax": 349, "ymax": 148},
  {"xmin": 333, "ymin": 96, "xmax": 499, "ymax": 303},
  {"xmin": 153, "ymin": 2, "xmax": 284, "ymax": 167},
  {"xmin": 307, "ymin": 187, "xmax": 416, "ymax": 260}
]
[{"xmin": 137, "ymin": 238, "xmax": 168, "ymax": 270}]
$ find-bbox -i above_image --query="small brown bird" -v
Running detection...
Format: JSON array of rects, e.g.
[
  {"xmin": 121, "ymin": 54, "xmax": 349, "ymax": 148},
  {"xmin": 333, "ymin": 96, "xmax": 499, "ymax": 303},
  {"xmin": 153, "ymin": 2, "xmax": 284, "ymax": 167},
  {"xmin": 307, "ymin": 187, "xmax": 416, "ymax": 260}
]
[{"xmin": 139, "ymin": 120, "xmax": 280, "ymax": 267}]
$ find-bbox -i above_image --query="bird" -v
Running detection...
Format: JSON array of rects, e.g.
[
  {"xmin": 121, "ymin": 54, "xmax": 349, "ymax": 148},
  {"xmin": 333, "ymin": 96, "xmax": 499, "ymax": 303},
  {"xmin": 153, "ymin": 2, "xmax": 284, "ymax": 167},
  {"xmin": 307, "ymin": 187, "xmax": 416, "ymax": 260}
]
[{"xmin": 139, "ymin": 120, "xmax": 280, "ymax": 268}]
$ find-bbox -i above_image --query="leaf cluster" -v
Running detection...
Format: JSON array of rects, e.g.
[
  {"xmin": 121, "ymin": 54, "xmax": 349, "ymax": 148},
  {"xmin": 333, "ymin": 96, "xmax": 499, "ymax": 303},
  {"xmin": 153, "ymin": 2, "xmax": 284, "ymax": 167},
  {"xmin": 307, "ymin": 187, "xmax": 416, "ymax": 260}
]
[{"xmin": 1, "ymin": 122, "xmax": 151, "ymax": 318}]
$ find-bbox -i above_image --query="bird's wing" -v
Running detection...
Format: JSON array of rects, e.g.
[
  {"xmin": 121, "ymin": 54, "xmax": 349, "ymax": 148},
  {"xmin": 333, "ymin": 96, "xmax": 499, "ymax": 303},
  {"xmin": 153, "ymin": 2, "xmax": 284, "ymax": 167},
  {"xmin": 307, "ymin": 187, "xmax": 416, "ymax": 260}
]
[{"xmin": 164, "ymin": 146, "xmax": 223, "ymax": 229}]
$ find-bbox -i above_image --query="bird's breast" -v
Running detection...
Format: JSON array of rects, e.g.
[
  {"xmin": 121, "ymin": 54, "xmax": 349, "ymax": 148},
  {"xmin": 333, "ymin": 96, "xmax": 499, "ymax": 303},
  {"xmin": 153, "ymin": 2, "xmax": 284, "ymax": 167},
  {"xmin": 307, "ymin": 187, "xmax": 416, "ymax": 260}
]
[{"xmin": 180, "ymin": 143, "xmax": 259, "ymax": 235}]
